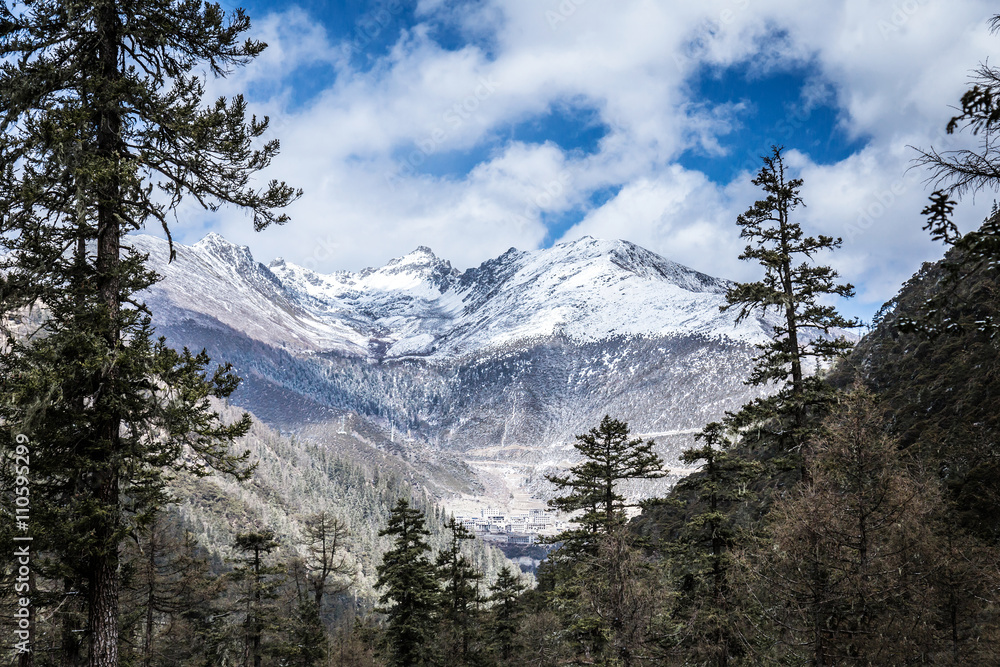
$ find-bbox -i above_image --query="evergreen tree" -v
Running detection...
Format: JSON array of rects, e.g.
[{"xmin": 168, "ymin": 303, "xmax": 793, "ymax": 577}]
[
  {"xmin": 900, "ymin": 10, "xmax": 1000, "ymax": 338},
  {"xmin": 131, "ymin": 516, "xmax": 222, "ymax": 667},
  {"xmin": 486, "ymin": 566, "xmax": 526, "ymax": 665},
  {"xmin": 287, "ymin": 556, "xmax": 328, "ymax": 667},
  {"xmin": 546, "ymin": 415, "xmax": 664, "ymax": 559},
  {"xmin": 540, "ymin": 416, "xmax": 664, "ymax": 664},
  {"xmin": 302, "ymin": 511, "xmax": 354, "ymax": 612},
  {"xmin": 434, "ymin": 517, "xmax": 483, "ymax": 664},
  {"xmin": 0, "ymin": 1, "xmax": 298, "ymax": 664},
  {"xmin": 914, "ymin": 12, "xmax": 1000, "ymax": 273},
  {"xmin": 663, "ymin": 422, "xmax": 761, "ymax": 665},
  {"xmin": 722, "ymin": 146, "xmax": 857, "ymax": 468},
  {"xmin": 231, "ymin": 530, "xmax": 286, "ymax": 667},
  {"xmin": 375, "ymin": 499, "xmax": 440, "ymax": 667}
]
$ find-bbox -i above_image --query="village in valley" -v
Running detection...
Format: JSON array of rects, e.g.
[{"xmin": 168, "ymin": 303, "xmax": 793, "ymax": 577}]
[{"xmin": 450, "ymin": 507, "xmax": 567, "ymax": 546}]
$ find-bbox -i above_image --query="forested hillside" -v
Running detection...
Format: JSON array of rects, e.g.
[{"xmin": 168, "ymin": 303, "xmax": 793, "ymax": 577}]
[
  {"xmin": 838, "ymin": 238, "xmax": 1000, "ymax": 540},
  {"xmin": 170, "ymin": 401, "xmax": 513, "ymax": 602}
]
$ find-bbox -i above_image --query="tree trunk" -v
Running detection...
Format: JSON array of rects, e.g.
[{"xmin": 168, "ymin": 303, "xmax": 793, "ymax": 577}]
[
  {"xmin": 91, "ymin": 2, "xmax": 124, "ymax": 665},
  {"xmin": 143, "ymin": 530, "xmax": 157, "ymax": 667},
  {"xmin": 253, "ymin": 547, "xmax": 262, "ymax": 667}
]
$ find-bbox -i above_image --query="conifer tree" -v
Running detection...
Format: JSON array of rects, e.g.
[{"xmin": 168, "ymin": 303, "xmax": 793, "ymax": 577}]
[
  {"xmin": 302, "ymin": 511, "xmax": 354, "ymax": 611},
  {"xmin": 546, "ymin": 415, "xmax": 664, "ymax": 559},
  {"xmin": 722, "ymin": 146, "xmax": 857, "ymax": 465},
  {"xmin": 0, "ymin": 2, "xmax": 299, "ymax": 665},
  {"xmin": 910, "ymin": 10, "xmax": 1000, "ymax": 339},
  {"xmin": 132, "ymin": 516, "xmax": 221, "ymax": 667},
  {"xmin": 287, "ymin": 556, "xmax": 328, "ymax": 667},
  {"xmin": 914, "ymin": 12, "xmax": 1000, "ymax": 270},
  {"xmin": 540, "ymin": 416, "xmax": 664, "ymax": 665},
  {"xmin": 486, "ymin": 566, "xmax": 526, "ymax": 664},
  {"xmin": 231, "ymin": 529, "xmax": 286, "ymax": 667},
  {"xmin": 744, "ymin": 385, "xmax": 938, "ymax": 663},
  {"xmin": 434, "ymin": 517, "xmax": 483, "ymax": 663},
  {"xmin": 375, "ymin": 499, "xmax": 440, "ymax": 667},
  {"xmin": 664, "ymin": 422, "xmax": 761, "ymax": 665}
]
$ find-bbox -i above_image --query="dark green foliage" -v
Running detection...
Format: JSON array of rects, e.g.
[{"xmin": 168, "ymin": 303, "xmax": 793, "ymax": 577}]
[
  {"xmin": 546, "ymin": 415, "xmax": 664, "ymax": 559},
  {"xmin": 537, "ymin": 417, "xmax": 665, "ymax": 665},
  {"xmin": 912, "ymin": 13, "xmax": 1000, "ymax": 337},
  {"xmin": 0, "ymin": 0, "xmax": 297, "ymax": 663},
  {"xmin": 898, "ymin": 208, "xmax": 1000, "ymax": 339},
  {"xmin": 375, "ymin": 498, "xmax": 441, "ymax": 666},
  {"xmin": 722, "ymin": 146, "xmax": 857, "ymax": 462},
  {"xmin": 915, "ymin": 14, "xmax": 1000, "ymax": 229},
  {"xmin": 661, "ymin": 423, "xmax": 761, "ymax": 665},
  {"xmin": 838, "ymin": 246, "xmax": 1000, "ymax": 541},
  {"xmin": 230, "ymin": 529, "xmax": 286, "ymax": 667},
  {"xmin": 286, "ymin": 557, "xmax": 328, "ymax": 667},
  {"xmin": 114, "ymin": 515, "xmax": 232, "ymax": 667},
  {"xmin": 486, "ymin": 566, "xmax": 526, "ymax": 664},
  {"xmin": 724, "ymin": 146, "xmax": 857, "ymax": 392},
  {"xmin": 434, "ymin": 517, "xmax": 483, "ymax": 664}
]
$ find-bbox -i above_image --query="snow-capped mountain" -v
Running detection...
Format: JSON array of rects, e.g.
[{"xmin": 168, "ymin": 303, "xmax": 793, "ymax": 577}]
[
  {"xmin": 129, "ymin": 232, "xmax": 784, "ymax": 499},
  {"xmin": 133, "ymin": 233, "xmax": 773, "ymax": 360}
]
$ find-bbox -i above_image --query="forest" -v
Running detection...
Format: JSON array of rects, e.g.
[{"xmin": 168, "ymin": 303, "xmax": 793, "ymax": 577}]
[{"xmin": 2, "ymin": 1, "xmax": 1000, "ymax": 666}]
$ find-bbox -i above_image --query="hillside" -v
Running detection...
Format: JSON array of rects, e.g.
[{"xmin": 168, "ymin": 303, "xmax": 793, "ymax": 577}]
[
  {"xmin": 170, "ymin": 400, "xmax": 514, "ymax": 606},
  {"xmin": 836, "ymin": 246, "xmax": 1000, "ymax": 538},
  {"xmin": 130, "ymin": 233, "xmax": 789, "ymax": 506}
]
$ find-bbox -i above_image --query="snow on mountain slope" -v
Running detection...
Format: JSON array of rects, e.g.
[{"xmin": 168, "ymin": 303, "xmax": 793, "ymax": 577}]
[
  {"xmin": 129, "ymin": 232, "xmax": 803, "ymax": 502},
  {"xmin": 252, "ymin": 235, "xmax": 774, "ymax": 359},
  {"xmin": 130, "ymin": 233, "xmax": 372, "ymax": 355}
]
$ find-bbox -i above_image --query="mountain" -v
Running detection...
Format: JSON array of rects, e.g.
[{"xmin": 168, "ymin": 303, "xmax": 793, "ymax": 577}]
[{"xmin": 130, "ymin": 232, "xmax": 782, "ymax": 504}]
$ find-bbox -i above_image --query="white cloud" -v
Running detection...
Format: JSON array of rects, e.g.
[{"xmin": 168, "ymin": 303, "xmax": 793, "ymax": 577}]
[{"xmin": 161, "ymin": 0, "xmax": 1000, "ymax": 320}]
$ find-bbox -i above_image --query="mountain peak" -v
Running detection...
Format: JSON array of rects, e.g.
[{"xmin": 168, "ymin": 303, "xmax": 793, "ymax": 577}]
[
  {"xmin": 385, "ymin": 245, "xmax": 443, "ymax": 268},
  {"xmin": 195, "ymin": 231, "xmax": 238, "ymax": 248}
]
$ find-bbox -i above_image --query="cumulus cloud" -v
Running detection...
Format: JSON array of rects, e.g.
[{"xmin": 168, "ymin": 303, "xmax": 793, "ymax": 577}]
[{"xmin": 161, "ymin": 0, "xmax": 999, "ymax": 321}]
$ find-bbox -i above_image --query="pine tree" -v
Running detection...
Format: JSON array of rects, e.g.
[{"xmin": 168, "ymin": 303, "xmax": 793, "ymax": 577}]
[
  {"xmin": 302, "ymin": 511, "xmax": 354, "ymax": 612},
  {"xmin": 914, "ymin": 12, "xmax": 1000, "ymax": 271},
  {"xmin": 546, "ymin": 415, "xmax": 664, "ymax": 559},
  {"xmin": 0, "ymin": 2, "xmax": 299, "ymax": 665},
  {"xmin": 114, "ymin": 514, "xmax": 226, "ymax": 666},
  {"xmin": 722, "ymin": 146, "xmax": 857, "ymax": 468},
  {"xmin": 540, "ymin": 416, "xmax": 664, "ymax": 665},
  {"xmin": 375, "ymin": 499, "xmax": 441, "ymax": 667},
  {"xmin": 231, "ymin": 530, "xmax": 286, "ymax": 667},
  {"xmin": 663, "ymin": 422, "xmax": 761, "ymax": 665},
  {"xmin": 486, "ymin": 566, "xmax": 526, "ymax": 665},
  {"xmin": 434, "ymin": 517, "xmax": 483, "ymax": 664},
  {"xmin": 287, "ymin": 556, "xmax": 328, "ymax": 667}
]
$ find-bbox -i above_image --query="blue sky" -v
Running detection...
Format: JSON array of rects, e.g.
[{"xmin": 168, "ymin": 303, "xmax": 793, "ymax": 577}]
[{"xmin": 193, "ymin": 0, "xmax": 998, "ymax": 322}]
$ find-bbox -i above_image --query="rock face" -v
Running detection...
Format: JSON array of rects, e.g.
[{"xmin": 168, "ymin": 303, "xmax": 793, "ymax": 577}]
[{"xmin": 130, "ymin": 232, "xmax": 782, "ymax": 496}]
